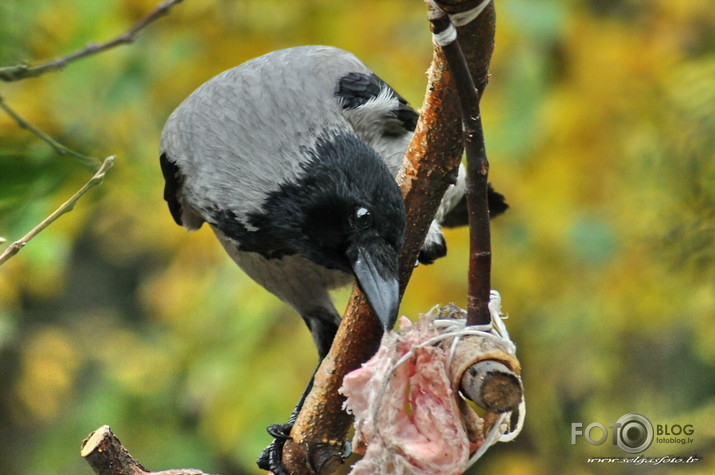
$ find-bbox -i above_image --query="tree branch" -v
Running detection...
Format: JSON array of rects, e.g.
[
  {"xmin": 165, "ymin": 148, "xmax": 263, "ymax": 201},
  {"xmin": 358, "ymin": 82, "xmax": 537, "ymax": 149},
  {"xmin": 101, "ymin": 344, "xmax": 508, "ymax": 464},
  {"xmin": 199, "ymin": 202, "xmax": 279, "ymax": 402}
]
[
  {"xmin": 0, "ymin": 0, "xmax": 184, "ymax": 82},
  {"xmin": 429, "ymin": 6, "xmax": 491, "ymax": 326},
  {"xmin": 82, "ymin": 425, "xmax": 213, "ymax": 475},
  {"xmin": 0, "ymin": 95, "xmax": 101, "ymax": 170},
  {"xmin": 282, "ymin": 1, "xmax": 497, "ymax": 473},
  {"xmin": 1, "ymin": 0, "xmax": 186, "ymax": 262},
  {"xmin": 430, "ymin": 0, "xmax": 523, "ymax": 417},
  {"xmin": 0, "ymin": 156, "xmax": 114, "ymax": 266}
]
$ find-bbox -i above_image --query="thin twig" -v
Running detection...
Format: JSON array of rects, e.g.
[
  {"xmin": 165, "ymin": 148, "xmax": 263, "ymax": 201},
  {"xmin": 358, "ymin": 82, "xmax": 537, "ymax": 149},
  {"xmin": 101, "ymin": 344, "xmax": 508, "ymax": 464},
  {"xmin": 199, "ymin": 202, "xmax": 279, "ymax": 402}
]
[
  {"xmin": 0, "ymin": 95, "xmax": 101, "ymax": 170},
  {"xmin": 0, "ymin": 156, "xmax": 115, "ymax": 266},
  {"xmin": 0, "ymin": 0, "xmax": 183, "ymax": 263},
  {"xmin": 430, "ymin": 10, "xmax": 492, "ymax": 326},
  {"xmin": 0, "ymin": 0, "xmax": 184, "ymax": 82}
]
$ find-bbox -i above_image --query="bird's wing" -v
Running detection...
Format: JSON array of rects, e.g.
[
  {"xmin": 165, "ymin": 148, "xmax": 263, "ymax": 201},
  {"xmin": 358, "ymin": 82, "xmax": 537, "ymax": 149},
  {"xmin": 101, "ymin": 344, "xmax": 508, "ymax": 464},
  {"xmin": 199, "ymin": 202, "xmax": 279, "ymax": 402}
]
[
  {"xmin": 440, "ymin": 183, "xmax": 510, "ymax": 228},
  {"xmin": 334, "ymin": 71, "xmax": 419, "ymax": 175},
  {"xmin": 335, "ymin": 72, "xmax": 418, "ymax": 132},
  {"xmin": 330, "ymin": 64, "xmax": 510, "ymax": 228}
]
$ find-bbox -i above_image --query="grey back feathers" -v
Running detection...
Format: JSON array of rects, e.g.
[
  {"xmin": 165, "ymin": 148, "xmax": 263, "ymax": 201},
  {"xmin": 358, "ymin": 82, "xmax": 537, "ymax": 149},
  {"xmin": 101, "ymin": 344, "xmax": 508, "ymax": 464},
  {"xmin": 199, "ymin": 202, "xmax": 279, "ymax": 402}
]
[
  {"xmin": 161, "ymin": 45, "xmax": 414, "ymax": 234},
  {"xmin": 160, "ymin": 46, "xmax": 414, "ymax": 347}
]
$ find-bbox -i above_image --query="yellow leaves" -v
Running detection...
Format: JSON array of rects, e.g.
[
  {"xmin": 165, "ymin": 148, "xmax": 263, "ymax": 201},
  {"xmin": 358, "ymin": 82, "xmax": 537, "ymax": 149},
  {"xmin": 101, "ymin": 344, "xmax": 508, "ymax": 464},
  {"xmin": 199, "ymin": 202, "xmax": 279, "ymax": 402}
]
[
  {"xmin": 481, "ymin": 450, "xmax": 550, "ymax": 475},
  {"xmin": 666, "ymin": 57, "xmax": 715, "ymax": 134},
  {"xmin": 14, "ymin": 326, "xmax": 79, "ymax": 424},
  {"xmin": 30, "ymin": 2, "xmax": 79, "ymax": 58},
  {"xmin": 0, "ymin": 262, "xmax": 22, "ymax": 306},
  {"xmin": 11, "ymin": 312, "xmax": 178, "ymax": 428},
  {"xmin": 94, "ymin": 322, "xmax": 177, "ymax": 397},
  {"xmin": 140, "ymin": 232, "xmax": 224, "ymax": 324}
]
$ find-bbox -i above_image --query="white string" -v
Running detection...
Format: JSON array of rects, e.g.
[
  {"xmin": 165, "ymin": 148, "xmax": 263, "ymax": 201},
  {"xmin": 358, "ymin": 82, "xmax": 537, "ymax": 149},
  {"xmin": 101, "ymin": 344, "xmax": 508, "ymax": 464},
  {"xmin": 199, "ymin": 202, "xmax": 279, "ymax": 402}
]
[
  {"xmin": 367, "ymin": 290, "xmax": 525, "ymax": 470},
  {"xmin": 430, "ymin": 0, "xmax": 493, "ymax": 46},
  {"xmin": 450, "ymin": 0, "xmax": 492, "ymax": 27},
  {"xmin": 438, "ymin": 291, "xmax": 525, "ymax": 469},
  {"xmin": 432, "ymin": 23, "xmax": 458, "ymax": 47}
]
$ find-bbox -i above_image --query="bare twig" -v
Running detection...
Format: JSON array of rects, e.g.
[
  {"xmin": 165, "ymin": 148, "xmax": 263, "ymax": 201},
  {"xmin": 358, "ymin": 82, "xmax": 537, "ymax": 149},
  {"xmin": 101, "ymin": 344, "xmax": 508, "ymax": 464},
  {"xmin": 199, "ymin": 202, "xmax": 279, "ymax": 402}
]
[
  {"xmin": 0, "ymin": 156, "xmax": 114, "ymax": 266},
  {"xmin": 429, "ymin": 9, "xmax": 492, "ymax": 326},
  {"xmin": 0, "ymin": 95, "xmax": 101, "ymax": 170},
  {"xmin": 1, "ymin": 0, "xmax": 184, "ymax": 263},
  {"xmin": 428, "ymin": 3, "xmax": 523, "ymax": 417},
  {"xmin": 0, "ymin": 0, "xmax": 184, "ymax": 82}
]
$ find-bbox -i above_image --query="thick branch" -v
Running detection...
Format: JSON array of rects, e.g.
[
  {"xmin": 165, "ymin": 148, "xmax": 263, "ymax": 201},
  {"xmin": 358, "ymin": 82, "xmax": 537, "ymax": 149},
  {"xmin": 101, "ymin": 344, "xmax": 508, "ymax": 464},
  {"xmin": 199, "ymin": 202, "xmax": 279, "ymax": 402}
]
[
  {"xmin": 398, "ymin": 0, "xmax": 496, "ymax": 291},
  {"xmin": 282, "ymin": 1, "xmax": 496, "ymax": 473},
  {"xmin": 0, "ymin": 0, "xmax": 184, "ymax": 82},
  {"xmin": 82, "ymin": 425, "xmax": 212, "ymax": 475}
]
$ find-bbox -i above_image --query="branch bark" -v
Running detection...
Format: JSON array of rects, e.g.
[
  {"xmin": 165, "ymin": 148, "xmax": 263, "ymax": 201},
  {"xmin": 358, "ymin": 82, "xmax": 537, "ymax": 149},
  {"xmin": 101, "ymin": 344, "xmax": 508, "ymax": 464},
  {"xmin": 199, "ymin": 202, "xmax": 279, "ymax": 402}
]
[
  {"xmin": 429, "ymin": 7, "xmax": 491, "ymax": 326},
  {"xmin": 461, "ymin": 360, "xmax": 522, "ymax": 413},
  {"xmin": 82, "ymin": 426, "xmax": 212, "ymax": 475},
  {"xmin": 282, "ymin": 1, "xmax": 497, "ymax": 473}
]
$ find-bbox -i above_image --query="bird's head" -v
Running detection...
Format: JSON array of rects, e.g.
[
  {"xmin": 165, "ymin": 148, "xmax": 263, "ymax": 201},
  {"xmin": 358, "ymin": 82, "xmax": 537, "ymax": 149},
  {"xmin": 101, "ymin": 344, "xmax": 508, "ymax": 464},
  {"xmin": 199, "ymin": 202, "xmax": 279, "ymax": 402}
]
[{"xmin": 251, "ymin": 131, "xmax": 405, "ymax": 329}]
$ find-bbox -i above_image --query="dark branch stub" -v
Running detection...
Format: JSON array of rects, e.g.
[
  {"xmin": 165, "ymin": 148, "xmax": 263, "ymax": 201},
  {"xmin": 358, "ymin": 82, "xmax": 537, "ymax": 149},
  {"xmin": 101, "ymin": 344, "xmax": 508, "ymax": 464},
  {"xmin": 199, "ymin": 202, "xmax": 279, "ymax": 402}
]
[
  {"xmin": 309, "ymin": 444, "xmax": 345, "ymax": 475},
  {"xmin": 460, "ymin": 360, "xmax": 522, "ymax": 413}
]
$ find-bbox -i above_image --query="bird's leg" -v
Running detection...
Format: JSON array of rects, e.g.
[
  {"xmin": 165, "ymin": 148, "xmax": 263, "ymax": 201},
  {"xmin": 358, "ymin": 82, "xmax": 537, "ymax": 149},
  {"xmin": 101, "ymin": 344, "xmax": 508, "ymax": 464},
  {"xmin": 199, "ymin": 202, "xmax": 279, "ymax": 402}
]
[
  {"xmin": 257, "ymin": 364, "xmax": 319, "ymax": 474},
  {"xmin": 257, "ymin": 308, "xmax": 340, "ymax": 474}
]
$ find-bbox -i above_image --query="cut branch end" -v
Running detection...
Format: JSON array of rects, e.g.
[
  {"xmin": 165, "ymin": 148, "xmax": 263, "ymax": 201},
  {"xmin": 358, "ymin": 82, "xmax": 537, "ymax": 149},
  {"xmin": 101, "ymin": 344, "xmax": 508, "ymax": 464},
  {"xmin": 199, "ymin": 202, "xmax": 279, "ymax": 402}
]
[{"xmin": 461, "ymin": 360, "xmax": 523, "ymax": 413}]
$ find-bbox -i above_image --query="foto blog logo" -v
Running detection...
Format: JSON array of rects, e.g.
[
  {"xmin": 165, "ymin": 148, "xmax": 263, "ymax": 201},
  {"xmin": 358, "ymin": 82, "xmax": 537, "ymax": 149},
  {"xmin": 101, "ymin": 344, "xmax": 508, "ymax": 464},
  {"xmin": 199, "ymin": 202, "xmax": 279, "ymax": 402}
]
[{"xmin": 571, "ymin": 413, "xmax": 690, "ymax": 454}]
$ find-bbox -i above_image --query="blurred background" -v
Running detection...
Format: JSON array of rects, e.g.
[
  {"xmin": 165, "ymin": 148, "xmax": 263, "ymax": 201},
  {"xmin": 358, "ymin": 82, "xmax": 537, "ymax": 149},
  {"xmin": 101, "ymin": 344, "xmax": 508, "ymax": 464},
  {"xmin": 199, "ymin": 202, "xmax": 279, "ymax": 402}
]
[{"xmin": 1, "ymin": 0, "xmax": 713, "ymax": 473}]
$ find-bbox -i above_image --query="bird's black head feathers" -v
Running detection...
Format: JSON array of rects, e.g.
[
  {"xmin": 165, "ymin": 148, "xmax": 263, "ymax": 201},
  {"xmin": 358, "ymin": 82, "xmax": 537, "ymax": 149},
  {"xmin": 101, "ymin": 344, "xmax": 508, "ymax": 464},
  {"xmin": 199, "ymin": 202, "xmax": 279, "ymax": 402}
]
[
  {"xmin": 240, "ymin": 131, "xmax": 405, "ymax": 276},
  {"xmin": 208, "ymin": 130, "xmax": 405, "ymax": 329}
]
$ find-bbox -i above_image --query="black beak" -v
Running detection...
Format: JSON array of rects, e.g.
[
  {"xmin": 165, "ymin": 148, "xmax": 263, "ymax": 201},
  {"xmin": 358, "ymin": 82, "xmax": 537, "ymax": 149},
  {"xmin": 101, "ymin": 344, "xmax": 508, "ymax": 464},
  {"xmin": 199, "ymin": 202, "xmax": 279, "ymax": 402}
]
[{"xmin": 351, "ymin": 245, "xmax": 400, "ymax": 330}]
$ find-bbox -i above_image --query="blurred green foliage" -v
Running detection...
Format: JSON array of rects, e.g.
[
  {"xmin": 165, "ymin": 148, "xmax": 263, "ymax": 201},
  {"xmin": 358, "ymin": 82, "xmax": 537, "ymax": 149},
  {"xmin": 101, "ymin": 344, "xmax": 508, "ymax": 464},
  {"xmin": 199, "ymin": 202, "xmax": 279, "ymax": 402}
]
[{"xmin": 1, "ymin": 0, "xmax": 714, "ymax": 474}]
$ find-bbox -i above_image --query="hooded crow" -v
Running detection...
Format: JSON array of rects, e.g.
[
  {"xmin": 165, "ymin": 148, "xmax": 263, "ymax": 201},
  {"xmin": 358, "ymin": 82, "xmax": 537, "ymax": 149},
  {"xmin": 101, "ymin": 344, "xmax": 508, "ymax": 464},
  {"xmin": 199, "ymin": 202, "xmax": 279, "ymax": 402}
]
[{"xmin": 160, "ymin": 45, "xmax": 506, "ymax": 472}]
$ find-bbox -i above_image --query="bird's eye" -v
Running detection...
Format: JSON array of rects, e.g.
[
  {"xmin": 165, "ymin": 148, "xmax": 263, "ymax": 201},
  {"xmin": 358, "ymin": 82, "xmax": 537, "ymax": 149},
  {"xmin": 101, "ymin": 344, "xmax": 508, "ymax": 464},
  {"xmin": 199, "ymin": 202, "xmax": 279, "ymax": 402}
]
[{"xmin": 353, "ymin": 207, "xmax": 373, "ymax": 229}]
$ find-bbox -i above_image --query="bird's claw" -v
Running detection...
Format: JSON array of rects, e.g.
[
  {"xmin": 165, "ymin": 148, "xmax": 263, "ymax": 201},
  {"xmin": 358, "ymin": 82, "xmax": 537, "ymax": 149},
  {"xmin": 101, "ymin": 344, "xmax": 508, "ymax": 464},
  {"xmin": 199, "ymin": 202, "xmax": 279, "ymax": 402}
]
[
  {"xmin": 257, "ymin": 423, "xmax": 354, "ymax": 474},
  {"xmin": 342, "ymin": 439, "xmax": 352, "ymax": 459},
  {"xmin": 266, "ymin": 422, "xmax": 293, "ymax": 440},
  {"xmin": 257, "ymin": 423, "xmax": 293, "ymax": 475}
]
